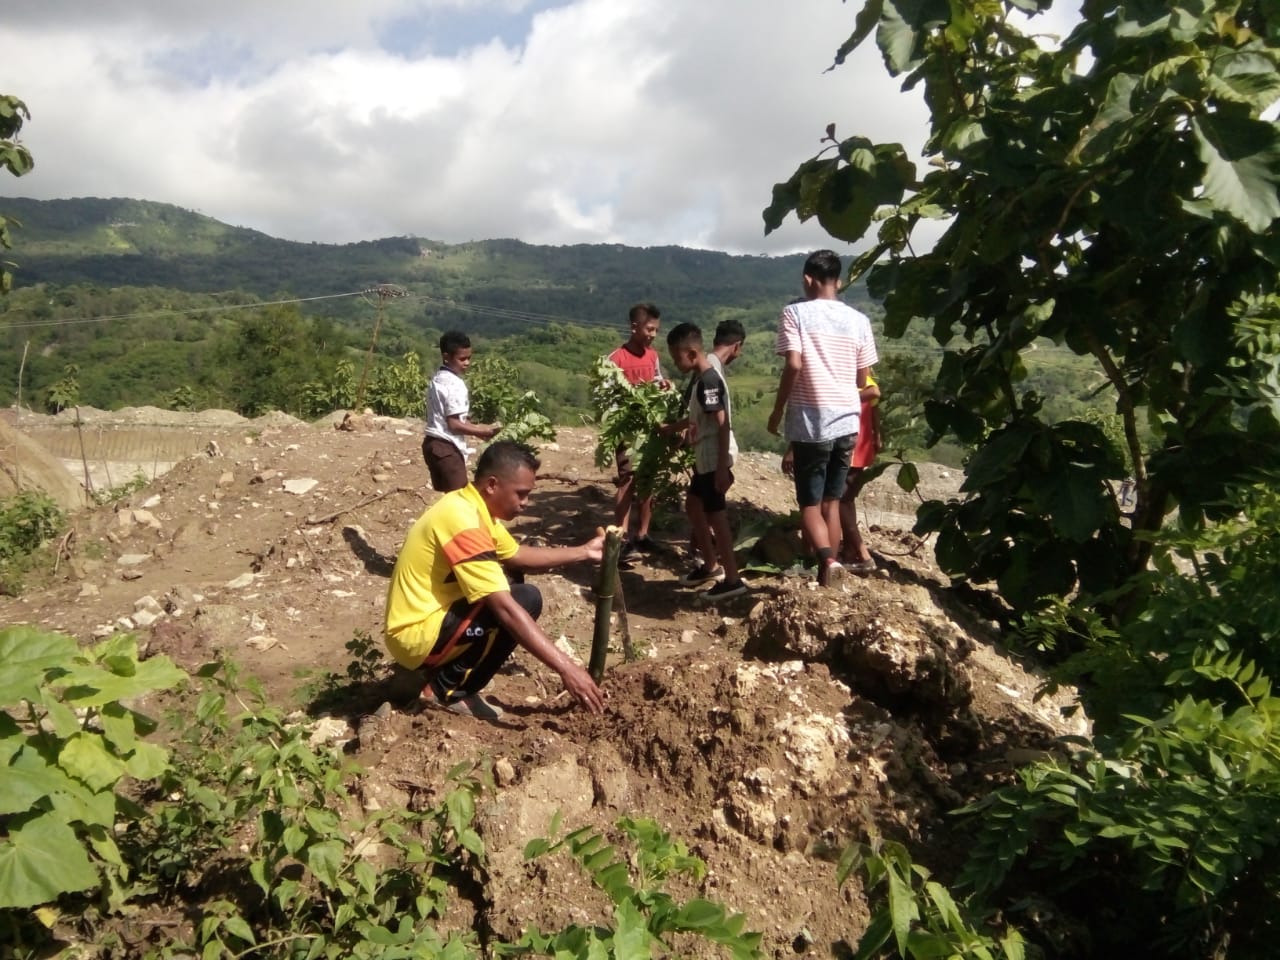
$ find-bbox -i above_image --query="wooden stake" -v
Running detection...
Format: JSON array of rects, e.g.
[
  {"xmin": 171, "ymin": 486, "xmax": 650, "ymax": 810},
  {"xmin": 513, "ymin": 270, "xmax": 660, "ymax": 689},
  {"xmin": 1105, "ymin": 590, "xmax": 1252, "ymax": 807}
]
[{"xmin": 589, "ymin": 526, "xmax": 623, "ymax": 682}]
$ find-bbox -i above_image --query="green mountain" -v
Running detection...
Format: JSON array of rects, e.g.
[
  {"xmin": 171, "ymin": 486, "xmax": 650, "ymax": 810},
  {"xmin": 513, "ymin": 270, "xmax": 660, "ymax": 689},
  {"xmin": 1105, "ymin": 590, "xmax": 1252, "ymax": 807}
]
[
  {"xmin": 0, "ymin": 198, "xmax": 855, "ymax": 436},
  {"xmin": 0, "ymin": 197, "xmax": 818, "ymax": 327},
  {"xmin": 0, "ymin": 198, "xmax": 1101, "ymax": 461}
]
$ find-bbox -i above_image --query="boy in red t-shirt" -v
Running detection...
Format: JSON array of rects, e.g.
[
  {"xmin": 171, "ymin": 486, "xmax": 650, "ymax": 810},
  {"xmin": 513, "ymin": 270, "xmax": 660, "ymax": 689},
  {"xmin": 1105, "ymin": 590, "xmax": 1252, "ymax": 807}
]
[{"xmin": 607, "ymin": 303, "xmax": 667, "ymax": 558}]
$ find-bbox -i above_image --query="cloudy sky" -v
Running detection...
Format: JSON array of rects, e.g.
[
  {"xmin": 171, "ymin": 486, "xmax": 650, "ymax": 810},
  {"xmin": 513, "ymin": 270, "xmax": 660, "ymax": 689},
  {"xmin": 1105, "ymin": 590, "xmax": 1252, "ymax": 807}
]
[{"xmin": 1, "ymin": 0, "xmax": 934, "ymax": 254}]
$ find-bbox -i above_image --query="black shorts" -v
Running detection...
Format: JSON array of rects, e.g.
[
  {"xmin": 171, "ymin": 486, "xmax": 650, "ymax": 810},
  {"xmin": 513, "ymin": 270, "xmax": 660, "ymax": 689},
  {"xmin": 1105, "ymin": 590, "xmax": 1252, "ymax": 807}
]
[{"xmin": 689, "ymin": 469, "xmax": 733, "ymax": 513}]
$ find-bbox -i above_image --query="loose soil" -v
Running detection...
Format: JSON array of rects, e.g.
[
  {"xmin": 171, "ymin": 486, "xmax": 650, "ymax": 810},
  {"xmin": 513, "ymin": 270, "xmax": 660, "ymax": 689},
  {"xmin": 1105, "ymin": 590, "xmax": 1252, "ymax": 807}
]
[{"xmin": 2, "ymin": 408, "xmax": 1086, "ymax": 956}]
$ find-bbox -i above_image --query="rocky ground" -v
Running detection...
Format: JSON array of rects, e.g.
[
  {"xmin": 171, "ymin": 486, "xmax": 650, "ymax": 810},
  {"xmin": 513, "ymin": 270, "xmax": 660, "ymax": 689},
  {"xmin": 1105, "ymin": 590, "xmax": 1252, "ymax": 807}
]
[{"xmin": 2, "ymin": 409, "xmax": 1086, "ymax": 956}]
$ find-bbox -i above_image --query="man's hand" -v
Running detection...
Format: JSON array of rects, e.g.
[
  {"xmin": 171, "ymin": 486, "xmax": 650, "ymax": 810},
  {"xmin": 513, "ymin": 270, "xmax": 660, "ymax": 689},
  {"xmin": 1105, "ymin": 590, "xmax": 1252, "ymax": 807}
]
[
  {"xmin": 767, "ymin": 409, "xmax": 783, "ymax": 436},
  {"xmin": 781, "ymin": 445, "xmax": 795, "ymax": 478},
  {"xmin": 484, "ymin": 423, "xmax": 502, "ymax": 440},
  {"xmin": 715, "ymin": 464, "xmax": 732, "ymax": 493},
  {"xmin": 581, "ymin": 531, "xmax": 606, "ymax": 562},
  {"xmin": 561, "ymin": 662, "xmax": 605, "ymax": 713}
]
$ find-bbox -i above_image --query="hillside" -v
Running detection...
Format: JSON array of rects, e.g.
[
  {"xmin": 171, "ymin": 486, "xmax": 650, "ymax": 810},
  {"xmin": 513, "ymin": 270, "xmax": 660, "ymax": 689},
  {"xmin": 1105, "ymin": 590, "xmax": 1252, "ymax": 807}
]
[
  {"xmin": 0, "ymin": 197, "xmax": 819, "ymax": 321},
  {"xmin": 0, "ymin": 410, "xmax": 1082, "ymax": 956}
]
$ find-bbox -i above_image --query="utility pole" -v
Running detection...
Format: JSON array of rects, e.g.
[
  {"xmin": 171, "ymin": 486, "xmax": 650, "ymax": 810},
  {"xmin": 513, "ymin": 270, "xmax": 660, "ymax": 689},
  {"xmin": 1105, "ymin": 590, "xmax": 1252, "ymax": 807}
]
[{"xmin": 353, "ymin": 284, "xmax": 407, "ymax": 412}]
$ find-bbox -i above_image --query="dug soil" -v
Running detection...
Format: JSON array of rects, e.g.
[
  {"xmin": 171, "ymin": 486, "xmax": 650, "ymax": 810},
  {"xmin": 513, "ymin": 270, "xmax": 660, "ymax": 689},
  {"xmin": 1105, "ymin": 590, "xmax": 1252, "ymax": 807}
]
[{"xmin": 3, "ymin": 409, "xmax": 1086, "ymax": 956}]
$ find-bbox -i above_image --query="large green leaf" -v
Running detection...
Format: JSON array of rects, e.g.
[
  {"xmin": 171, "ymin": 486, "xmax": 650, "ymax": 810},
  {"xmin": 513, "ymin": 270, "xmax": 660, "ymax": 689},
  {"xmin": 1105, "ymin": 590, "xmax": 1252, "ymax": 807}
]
[
  {"xmin": 0, "ymin": 627, "xmax": 78, "ymax": 706},
  {"xmin": 876, "ymin": 0, "xmax": 950, "ymax": 75},
  {"xmin": 0, "ymin": 814, "xmax": 99, "ymax": 908},
  {"xmin": 56, "ymin": 654, "xmax": 186, "ymax": 707},
  {"xmin": 60, "ymin": 732, "xmax": 128, "ymax": 792},
  {"xmin": 611, "ymin": 898, "xmax": 652, "ymax": 960},
  {"xmin": 0, "ymin": 747, "xmax": 89, "ymax": 815},
  {"xmin": 1193, "ymin": 113, "xmax": 1280, "ymax": 233}
]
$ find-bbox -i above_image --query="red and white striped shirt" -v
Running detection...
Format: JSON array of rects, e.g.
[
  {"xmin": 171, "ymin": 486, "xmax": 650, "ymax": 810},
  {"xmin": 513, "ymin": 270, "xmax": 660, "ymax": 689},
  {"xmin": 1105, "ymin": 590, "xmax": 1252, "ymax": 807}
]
[{"xmin": 775, "ymin": 298, "xmax": 878, "ymax": 443}]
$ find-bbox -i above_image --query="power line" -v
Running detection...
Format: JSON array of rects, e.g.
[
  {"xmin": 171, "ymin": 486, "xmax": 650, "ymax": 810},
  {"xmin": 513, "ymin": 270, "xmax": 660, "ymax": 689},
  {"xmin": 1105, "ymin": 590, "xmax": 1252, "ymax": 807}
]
[
  {"xmin": 0, "ymin": 290, "xmax": 368, "ymax": 331},
  {"xmin": 0, "ymin": 284, "xmax": 624, "ymax": 334}
]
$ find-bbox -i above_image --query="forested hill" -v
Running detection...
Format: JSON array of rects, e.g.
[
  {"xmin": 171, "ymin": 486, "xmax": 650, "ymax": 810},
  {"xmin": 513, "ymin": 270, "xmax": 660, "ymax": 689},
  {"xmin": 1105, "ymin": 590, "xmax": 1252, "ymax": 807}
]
[{"xmin": 0, "ymin": 196, "xmax": 828, "ymax": 330}]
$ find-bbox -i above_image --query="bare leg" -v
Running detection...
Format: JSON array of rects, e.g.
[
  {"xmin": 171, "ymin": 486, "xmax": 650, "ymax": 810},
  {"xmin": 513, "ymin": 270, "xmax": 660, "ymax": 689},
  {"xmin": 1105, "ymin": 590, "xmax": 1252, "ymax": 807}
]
[
  {"xmin": 687, "ymin": 495, "xmax": 716, "ymax": 571},
  {"xmin": 839, "ymin": 497, "xmax": 872, "ymax": 563},
  {"xmin": 614, "ymin": 475, "xmax": 634, "ymax": 533},
  {"xmin": 707, "ymin": 509, "xmax": 739, "ymax": 583},
  {"xmin": 636, "ymin": 494, "xmax": 654, "ymax": 539},
  {"xmin": 800, "ymin": 504, "xmax": 830, "ymax": 555},
  {"xmin": 822, "ymin": 498, "xmax": 842, "ymax": 558}
]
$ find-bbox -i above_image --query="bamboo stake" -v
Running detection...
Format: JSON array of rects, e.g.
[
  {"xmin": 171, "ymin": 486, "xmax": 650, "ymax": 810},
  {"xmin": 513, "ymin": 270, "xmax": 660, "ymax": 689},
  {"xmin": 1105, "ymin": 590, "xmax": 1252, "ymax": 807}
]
[{"xmin": 589, "ymin": 526, "xmax": 623, "ymax": 682}]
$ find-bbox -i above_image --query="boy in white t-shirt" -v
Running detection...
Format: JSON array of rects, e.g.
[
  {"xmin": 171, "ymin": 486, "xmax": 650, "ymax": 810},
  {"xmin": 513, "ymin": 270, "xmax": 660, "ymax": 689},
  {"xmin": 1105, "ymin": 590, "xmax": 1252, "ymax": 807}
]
[{"xmin": 422, "ymin": 331, "xmax": 499, "ymax": 492}]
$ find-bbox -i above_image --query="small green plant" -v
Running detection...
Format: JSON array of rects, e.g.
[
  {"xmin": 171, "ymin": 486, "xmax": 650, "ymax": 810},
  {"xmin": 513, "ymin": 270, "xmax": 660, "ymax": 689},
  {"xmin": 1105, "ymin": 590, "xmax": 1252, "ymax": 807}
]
[
  {"xmin": 93, "ymin": 471, "xmax": 151, "ymax": 506},
  {"xmin": 295, "ymin": 629, "xmax": 386, "ymax": 708},
  {"xmin": 513, "ymin": 815, "xmax": 764, "ymax": 960},
  {"xmin": 0, "ymin": 628, "xmax": 185, "ymax": 930},
  {"xmin": 589, "ymin": 356, "xmax": 690, "ymax": 503},
  {"xmin": 0, "ymin": 490, "xmax": 64, "ymax": 595},
  {"xmin": 366, "ymin": 351, "xmax": 426, "ymax": 417},
  {"xmin": 839, "ymin": 839, "xmax": 1025, "ymax": 960},
  {"xmin": 470, "ymin": 356, "xmax": 557, "ymax": 447},
  {"xmin": 136, "ymin": 658, "xmax": 489, "ymax": 959}
]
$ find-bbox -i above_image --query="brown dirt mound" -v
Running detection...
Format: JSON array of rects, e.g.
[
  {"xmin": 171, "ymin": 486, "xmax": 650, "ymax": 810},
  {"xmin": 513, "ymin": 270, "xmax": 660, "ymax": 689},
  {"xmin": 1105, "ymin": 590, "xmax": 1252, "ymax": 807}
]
[{"xmin": 0, "ymin": 413, "xmax": 1084, "ymax": 955}]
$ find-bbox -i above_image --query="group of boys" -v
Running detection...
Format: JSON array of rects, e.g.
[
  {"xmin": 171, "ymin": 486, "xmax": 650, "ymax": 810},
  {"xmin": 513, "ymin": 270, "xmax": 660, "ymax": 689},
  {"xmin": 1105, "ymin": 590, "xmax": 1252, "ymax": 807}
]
[{"xmin": 383, "ymin": 249, "xmax": 879, "ymax": 720}]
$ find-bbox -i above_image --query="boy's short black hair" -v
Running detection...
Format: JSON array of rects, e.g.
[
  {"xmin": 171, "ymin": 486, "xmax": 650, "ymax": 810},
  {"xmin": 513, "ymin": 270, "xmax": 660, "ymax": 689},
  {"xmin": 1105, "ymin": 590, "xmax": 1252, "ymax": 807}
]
[
  {"xmin": 475, "ymin": 440, "xmax": 540, "ymax": 481},
  {"xmin": 629, "ymin": 303, "xmax": 661, "ymax": 325},
  {"xmin": 714, "ymin": 319, "xmax": 746, "ymax": 347},
  {"xmin": 666, "ymin": 322, "xmax": 703, "ymax": 350},
  {"xmin": 802, "ymin": 250, "xmax": 843, "ymax": 283},
  {"xmin": 440, "ymin": 330, "xmax": 471, "ymax": 355}
]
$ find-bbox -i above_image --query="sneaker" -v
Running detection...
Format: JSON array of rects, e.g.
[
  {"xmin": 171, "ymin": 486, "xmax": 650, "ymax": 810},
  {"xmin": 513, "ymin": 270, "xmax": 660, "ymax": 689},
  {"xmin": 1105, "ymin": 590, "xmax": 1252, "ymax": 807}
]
[
  {"xmin": 700, "ymin": 579, "xmax": 749, "ymax": 602},
  {"xmin": 679, "ymin": 563, "xmax": 726, "ymax": 585},
  {"xmin": 818, "ymin": 558, "xmax": 848, "ymax": 588},
  {"xmin": 421, "ymin": 686, "xmax": 505, "ymax": 720},
  {"xmin": 847, "ymin": 558, "xmax": 876, "ymax": 576},
  {"xmin": 619, "ymin": 539, "xmax": 641, "ymax": 561},
  {"xmin": 632, "ymin": 534, "xmax": 659, "ymax": 553}
]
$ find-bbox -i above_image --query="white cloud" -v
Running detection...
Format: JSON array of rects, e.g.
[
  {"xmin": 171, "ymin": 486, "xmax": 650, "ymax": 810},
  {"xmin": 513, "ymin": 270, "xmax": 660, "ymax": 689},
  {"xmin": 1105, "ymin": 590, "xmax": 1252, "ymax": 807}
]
[{"xmin": 1, "ymin": 0, "xmax": 931, "ymax": 253}]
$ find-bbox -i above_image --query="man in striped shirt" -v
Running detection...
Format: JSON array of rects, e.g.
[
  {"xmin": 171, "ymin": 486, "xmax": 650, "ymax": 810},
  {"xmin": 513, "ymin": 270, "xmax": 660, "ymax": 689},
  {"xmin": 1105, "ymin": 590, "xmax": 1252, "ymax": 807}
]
[{"xmin": 767, "ymin": 250, "xmax": 879, "ymax": 587}]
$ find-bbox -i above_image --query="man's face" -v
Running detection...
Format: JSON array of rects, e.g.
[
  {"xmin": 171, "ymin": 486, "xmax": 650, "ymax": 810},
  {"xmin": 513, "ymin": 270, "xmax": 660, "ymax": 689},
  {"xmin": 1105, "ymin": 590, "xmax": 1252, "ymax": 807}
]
[
  {"xmin": 669, "ymin": 344, "xmax": 695, "ymax": 374},
  {"xmin": 444, "ymin": 346, "xmax": 474, "ymax": 374},
  {"xmin": 722, "ymin": 340, "xmax": 744, "ymax": 366},
  {"xmin": 481, "ymin": 464, "xmax": 536, "ymax": 521},
  {"xmin": 631, "ymin": 318, "xmax": 659, "ymax": 348}
]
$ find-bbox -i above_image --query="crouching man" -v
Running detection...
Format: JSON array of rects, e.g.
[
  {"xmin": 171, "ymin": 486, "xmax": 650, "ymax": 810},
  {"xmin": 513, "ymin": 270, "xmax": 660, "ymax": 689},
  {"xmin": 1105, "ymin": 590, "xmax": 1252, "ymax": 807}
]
[{"xmin": 384, "ymin": 440, "xmax": 606, "ymax": 720}]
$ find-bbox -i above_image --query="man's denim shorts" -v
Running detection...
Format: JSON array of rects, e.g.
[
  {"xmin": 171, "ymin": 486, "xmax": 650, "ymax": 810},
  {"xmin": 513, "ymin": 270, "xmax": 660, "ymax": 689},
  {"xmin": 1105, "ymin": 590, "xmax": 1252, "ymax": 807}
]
[{"xmin": 791, "ymin": 434, "xmax": 855, "ymax": 507}]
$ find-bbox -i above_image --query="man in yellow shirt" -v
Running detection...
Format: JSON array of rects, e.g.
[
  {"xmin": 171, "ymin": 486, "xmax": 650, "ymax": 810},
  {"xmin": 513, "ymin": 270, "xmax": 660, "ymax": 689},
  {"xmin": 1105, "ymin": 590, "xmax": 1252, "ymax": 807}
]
[{"xmin": 385, "ymin": 441, "xmax": 606, "ymax": 719}]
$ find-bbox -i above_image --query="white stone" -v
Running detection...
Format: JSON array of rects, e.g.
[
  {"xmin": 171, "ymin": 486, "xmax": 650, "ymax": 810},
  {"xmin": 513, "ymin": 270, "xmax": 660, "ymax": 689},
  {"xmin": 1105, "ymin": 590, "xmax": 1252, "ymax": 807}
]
[
  {"xmin": 132, "ymin": 609, "xmax": 160, "ymax": 628},
  {"xmin": 117, "ymin": 553, "xmax": 151, "ymax": 566},
  {"xmin": 135, "ymin": 595, "xmax": 163, "ymax": 614},
  {"xmin": 246, "ymin": 635, "xmax": 279, "ymax": 651},
  {"xmin": 141, "ymin": 494, "xmax": 161, "ymax": 509},
  {"xmin": 78, "ymin": 583, "xmax": 100, "ymax": 599},
  {"xmin": 225, "ymin": 573, "xmax": 256, "ymax": 589},
  {"xmin": 131, "ymin": 509, "xmax": 162, "ymax": 530},
  {"xmin": 282, "ymin": 478, "xmax": 319, "ymax": 496},
  {"xmin": 307, "ymin": 716, "xmax": 351, "ymax": 748}
]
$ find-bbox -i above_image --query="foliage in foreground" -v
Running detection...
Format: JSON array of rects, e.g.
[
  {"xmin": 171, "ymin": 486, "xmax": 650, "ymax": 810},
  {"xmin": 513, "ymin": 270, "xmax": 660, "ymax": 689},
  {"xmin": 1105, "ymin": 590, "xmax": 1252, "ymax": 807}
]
[
  {"xmin": 0, "ymin": 628, "xmax": 764, "ymax": 959},
  {"xmin": 849, "ymin": 485, "xmax": 1280, "ymax": 959},
  {"xmin": 840, "ymin": 840, "xmax": 1024, "ymax": 960},
  {"xmin": 589, "ymin": 356, "xmax": 691, "ymax": 505},
  {"xmin": 768, "ymin": 0, "xmax": 1280, "ymax": 616}
]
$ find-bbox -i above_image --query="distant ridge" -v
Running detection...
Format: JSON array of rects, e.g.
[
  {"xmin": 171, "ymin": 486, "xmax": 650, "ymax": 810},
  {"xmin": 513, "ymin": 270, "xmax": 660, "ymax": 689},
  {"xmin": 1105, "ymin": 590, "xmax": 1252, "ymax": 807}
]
[{"xmin": 0, "ymin": 197, "xmax": 814, "ymax": 306}]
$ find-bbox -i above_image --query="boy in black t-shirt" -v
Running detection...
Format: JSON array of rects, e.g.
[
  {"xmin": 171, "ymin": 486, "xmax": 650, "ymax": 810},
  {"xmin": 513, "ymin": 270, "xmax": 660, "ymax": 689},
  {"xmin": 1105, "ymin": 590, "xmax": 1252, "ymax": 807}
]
[{"xmin": 666, "ymin": 322, "xmax": 748, "ymax": 602}]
